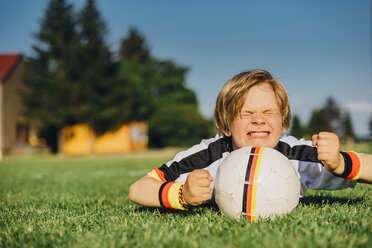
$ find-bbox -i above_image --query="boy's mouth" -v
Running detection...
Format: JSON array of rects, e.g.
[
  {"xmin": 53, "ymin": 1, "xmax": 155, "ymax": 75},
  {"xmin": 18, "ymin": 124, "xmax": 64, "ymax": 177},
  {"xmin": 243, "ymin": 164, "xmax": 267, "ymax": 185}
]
[{"xmin": 247, "ymin": 131, "xmax": 270, "ymax": 138}]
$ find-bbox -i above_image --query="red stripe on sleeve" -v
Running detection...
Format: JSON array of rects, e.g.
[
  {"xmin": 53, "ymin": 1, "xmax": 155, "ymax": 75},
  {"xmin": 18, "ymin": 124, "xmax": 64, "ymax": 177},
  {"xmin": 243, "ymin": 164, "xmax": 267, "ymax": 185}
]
[{"xmin": 154, "ymin": 167, "xmax": 167, "ymax": 182}]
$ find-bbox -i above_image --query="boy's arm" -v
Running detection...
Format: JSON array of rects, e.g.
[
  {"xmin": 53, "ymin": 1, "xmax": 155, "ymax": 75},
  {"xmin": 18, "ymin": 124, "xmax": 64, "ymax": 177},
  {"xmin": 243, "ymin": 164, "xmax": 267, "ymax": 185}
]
[
  {"xmin": 312, "ymin": 132, "xmax": 372, "ymax": 184},
  {"xmin": 129, "ymin": 175, "xmax": 164, "ymax": 207},
  {"xmin": 129, "ymin": 170, "xmax": 213, "ymax": 207}
]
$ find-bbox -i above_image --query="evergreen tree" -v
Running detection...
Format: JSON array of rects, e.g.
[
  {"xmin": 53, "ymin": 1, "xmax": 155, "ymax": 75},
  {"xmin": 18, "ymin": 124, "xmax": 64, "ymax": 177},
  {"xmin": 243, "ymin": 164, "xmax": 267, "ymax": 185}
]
[
  {"xmin": 341, "ymin": 112, "xmax": 355, "ymax": 141},
  {"xmin": 306, "ymin": 97, "xmax": 355, "ymax": 141},
  {"xmin": 289, "ymin": 115, "xmax": 304, "ymax": 138},
  {"xmin": 76, "ymin": 0, "xmax": 118, "ymax": 134},
  {"xmin": 117, "ymin": 28, "xmax": 204, "ymax": 146},
  {"xmin": 321, "ymin": 97, "xmax": 341, "ymax": 134},
  {"xmin": 21, "ymin": 0, "xmax": 211, "ymax": 150},
  {"xmin": 21, "ymin": 0, "xmax": 79, "ymax": 152},
  {"xmin": 307, "ymin": 97, "xmax": 340, "ymax": 135},
  {"xmin": 368, "ymin": 115, "xmax": 372, "ymax": 139},
  {"xmin": 117, "ymin": 28, "xmax": 197, "ymax": 120},
  {"xmin": 307, "ymin": 109, "xmax": 328, "ymax": 135},
  {"xmin": 119, "ymin": 27, "xmax": 150, "ymax": 63}
]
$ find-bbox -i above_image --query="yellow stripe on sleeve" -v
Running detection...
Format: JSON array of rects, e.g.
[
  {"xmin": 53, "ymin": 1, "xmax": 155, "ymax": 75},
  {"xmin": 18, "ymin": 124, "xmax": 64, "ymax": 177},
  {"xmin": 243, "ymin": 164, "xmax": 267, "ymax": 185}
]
[{"xmin": 147, "ymin": 169, "xmax": 162, "ymax": 181}]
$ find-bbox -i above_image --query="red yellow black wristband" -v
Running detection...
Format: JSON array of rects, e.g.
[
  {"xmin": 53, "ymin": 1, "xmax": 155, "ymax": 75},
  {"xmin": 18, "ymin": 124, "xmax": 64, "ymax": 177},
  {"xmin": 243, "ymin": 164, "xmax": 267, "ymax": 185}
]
[
  {"xmin": 158, "ymin": 182, "xmax": 188, "ymax": 210},
  {"xmin": 334, "ymin": 151, "xmax": 362, "ymax": 180}
]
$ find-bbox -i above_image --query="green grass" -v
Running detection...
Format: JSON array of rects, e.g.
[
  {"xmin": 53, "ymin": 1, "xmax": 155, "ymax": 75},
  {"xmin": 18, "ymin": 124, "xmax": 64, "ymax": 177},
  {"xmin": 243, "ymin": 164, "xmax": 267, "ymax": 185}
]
[{"xmin": 1, "ymin": 146, "xmax": 371, "ymax": 248}]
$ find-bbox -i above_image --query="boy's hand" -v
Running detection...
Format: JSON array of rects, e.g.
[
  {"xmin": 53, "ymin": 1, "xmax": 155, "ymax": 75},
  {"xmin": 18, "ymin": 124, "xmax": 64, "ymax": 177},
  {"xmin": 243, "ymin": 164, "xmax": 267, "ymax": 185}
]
[
  {"xmin": 312, "ymin": 131, "xmax": 344, "ymax": 175},
  {"xmin": 183, "ymin": 169, "xmax": 214, "ymax": 206}
]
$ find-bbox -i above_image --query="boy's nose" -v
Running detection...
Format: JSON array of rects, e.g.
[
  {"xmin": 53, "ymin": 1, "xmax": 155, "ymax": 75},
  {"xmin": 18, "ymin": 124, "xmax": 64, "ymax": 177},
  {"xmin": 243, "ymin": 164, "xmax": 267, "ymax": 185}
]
[{"xmin": 251, "ymin": 114, "xmax": 265, "ymax": 125}]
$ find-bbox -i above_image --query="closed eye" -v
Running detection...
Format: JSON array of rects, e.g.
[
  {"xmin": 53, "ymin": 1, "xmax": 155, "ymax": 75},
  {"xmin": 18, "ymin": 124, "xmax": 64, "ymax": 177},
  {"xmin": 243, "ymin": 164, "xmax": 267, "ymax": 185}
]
[
  {"xmin": 240, "ymin": 111, "xmax": 253, "ymax": 117},
  {"xmin": 263, "ymin": 109, "xmax": 279, "ymax": 115},
  {"xmin": 240, "ymin": 110, "xmax": 280, "ymax": 117}
]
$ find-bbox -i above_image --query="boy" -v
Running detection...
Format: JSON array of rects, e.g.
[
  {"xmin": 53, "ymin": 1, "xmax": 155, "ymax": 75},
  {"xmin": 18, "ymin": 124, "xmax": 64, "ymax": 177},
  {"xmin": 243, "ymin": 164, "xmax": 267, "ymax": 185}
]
[{"xmin": 129, "ymin": 70, "xmax": 372, "ymax": 210}]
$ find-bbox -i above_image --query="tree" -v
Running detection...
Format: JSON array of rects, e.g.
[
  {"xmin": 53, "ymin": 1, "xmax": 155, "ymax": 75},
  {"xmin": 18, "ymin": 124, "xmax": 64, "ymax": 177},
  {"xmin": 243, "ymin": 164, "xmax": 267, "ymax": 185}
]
[
  {"xmin": 119, "ymin": 27, "xmax": 150, "ymax": 63},
  {"xmin": 341, "ymin": 112, "xmax": 355, "ymax": 141},
  {"xmin": 117, "ymin": 28, "xmax": 198, "ymax": 120},
  {"xmin": 149, "ymin": 104, "xmax": 215, "ymax": 147},
  {"xmin": 306, "ymin": 97, "xmax": 341, "ymax": 135},
  {"xmin": 305, "ymin": 97, "xmax": 355, "ymax": 142},
  {"xmin": 150, "ymin": 59, "xmax": 197, "ymax": 109},
  {"xmin": 21, "ymin": 0, "xmax": 80, "ymax": 152},
  {"xmin": 76, "ymin": 0, "xmax": 119, "ymax": 134},
  {"xmin": 21, "ymin": 0, "xmax": 210, "ymax": 151},
  {"xmin": 321, "ymin": 97, "xmax": 341, "ymax": 134},
  {"xmin": 368, "ymin": 116, "xmax": 372, "ymax": 140},
  {"xmin": 21, "ymin": 0, "xmax": 129, "ymax": 151},
  {"xmin": 307, "ymin": 109, "xmax": 329, "ymax": 135},
  {"xmin": 117, "ymin": 28, "xmax": 206, "ymax": 147},
  {"xmin": 289, "ymin": 115, "xmax": 304, "ymax": 138}
]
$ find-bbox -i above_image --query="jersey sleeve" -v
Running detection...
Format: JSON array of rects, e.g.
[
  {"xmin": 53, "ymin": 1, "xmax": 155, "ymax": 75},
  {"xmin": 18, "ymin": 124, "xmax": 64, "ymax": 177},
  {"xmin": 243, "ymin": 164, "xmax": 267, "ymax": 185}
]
[
  {"xmin": 278, "ymin": 135, "xmax": 356, "ymax": 196},
  {"xmin": 147, "ymin": 167, "xmax": 167, "ymax": 182},
  {"xmin": 153, "ymin": 134, "xmax": 231, "ymax": 182}
]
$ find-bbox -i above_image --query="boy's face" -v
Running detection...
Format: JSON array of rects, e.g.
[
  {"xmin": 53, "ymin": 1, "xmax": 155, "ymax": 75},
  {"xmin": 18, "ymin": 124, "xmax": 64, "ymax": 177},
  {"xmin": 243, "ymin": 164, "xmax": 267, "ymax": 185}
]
[{"xmin": 224, "ymin": 83, "xmax": 286, "ymax": 150}]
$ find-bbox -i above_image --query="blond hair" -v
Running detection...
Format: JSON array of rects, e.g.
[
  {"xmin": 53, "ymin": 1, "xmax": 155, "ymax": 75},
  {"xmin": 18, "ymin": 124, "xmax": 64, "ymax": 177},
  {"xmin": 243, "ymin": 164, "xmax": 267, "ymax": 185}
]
[{"xmin": 214, "ymin": 70, "xmax": 291, "ymax": 135}]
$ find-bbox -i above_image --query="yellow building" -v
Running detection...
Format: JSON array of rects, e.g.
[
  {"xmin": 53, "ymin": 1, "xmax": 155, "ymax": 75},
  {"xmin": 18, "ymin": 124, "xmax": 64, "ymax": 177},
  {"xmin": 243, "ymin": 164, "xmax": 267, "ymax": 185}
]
[{"xmin": 61, "ymin": 122, "xmax": 148, "ymax": 156}]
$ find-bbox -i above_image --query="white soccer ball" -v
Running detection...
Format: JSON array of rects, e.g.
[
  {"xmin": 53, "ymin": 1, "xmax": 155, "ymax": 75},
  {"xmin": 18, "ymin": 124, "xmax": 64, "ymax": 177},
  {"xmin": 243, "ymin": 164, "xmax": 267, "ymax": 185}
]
[{"xmin": 214, "ymin": 146, "xmax": 300, "ymax": 221}]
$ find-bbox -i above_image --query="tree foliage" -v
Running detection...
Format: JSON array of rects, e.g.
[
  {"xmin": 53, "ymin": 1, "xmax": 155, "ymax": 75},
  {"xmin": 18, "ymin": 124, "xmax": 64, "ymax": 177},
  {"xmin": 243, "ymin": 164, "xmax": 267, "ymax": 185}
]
[
  {"xmin": 118, "ymin": 27, "xmax": 198, "ymax": 113},
  {"xmin": 293, "ymin": 97, "xmax": 355, "ymax": 142},
  {"xmin": 307, "ymin": 97, "xmax": 341, "ymax": 135},
  {"xmin": 116, "ymin": 27, "xmax": 207, "ymax": 147},
  {"xmin": 21, "ymin": 0, "xmax": 120, "ymax": 148},
  {"xmin": 75, "ymin": 0, "xmax": 121, "ymax": 134},
  {"xmin": 369, "ymin": 116, "xmax": 372, "ymax": 139},
  {"xmin": 119, "ymin": 27, "xmax": 150, "ymax": 63},
  {"xmin": 289, "ymin": 115, "xmax": 305, "ymax": 138},
  {"xmin": 341, "ymin": 112, "xmax": 355, "ymax": 140},
  {"xmin": 149, "ymin": 104, "xmax": 215, "ymax": 147},
  {"xmin": 21, "ymin": 0, "xmax": 211, "ymax": 150},
  {"xmin": 21, "ymin": 0, "xmax": 79, "ymax": 152}
]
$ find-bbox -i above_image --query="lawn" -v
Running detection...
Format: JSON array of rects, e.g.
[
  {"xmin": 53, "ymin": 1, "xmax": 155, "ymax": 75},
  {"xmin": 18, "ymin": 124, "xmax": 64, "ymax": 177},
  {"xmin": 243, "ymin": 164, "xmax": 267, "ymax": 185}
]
[{"xmin": 0, "ymin": 145, "xmax": 371, "ymax": 248}]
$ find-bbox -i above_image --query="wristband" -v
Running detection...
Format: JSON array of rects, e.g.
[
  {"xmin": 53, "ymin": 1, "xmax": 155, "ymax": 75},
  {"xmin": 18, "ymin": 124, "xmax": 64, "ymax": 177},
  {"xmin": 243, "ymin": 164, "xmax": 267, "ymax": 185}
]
[
  {"xmin": 158, "ymin": 182, "xmax": 188, "ymax": 210},
  {"xmin": 178, "ymin": 184, "xmax": 190, "ymax": 209},
  {"xmin": 333, "ymin": 151, "xmax": 362, "ymax": 180}
]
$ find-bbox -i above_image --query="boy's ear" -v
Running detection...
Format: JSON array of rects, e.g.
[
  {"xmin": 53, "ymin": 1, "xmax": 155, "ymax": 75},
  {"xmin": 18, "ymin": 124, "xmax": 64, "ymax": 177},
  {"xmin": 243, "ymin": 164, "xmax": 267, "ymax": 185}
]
[
  {"xmin": 223, "ymin": 130, "xmax": 232, "ymax": 137},
  {"xmin": 281, "ymin": 127, "xmax": 287, "ymax": 134}
]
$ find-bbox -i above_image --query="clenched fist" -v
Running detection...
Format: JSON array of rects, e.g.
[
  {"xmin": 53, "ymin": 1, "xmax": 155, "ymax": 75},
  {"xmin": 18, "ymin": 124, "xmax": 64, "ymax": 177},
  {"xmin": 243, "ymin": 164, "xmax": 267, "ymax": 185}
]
[
  {"xmin": 182, "ymin": 169, "xmax": 214, "ymax": 206},
  {"xmin": 312, "ymin": 131, "xmax": 344, "ymax": 175}
]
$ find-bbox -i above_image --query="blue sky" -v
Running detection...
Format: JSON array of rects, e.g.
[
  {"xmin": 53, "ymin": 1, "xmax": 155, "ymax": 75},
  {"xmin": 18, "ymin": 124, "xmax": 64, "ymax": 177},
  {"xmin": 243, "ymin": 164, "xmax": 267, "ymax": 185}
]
[{"xmin": 1, "ymin": 0, "xmax": 371, "ymax": 137}]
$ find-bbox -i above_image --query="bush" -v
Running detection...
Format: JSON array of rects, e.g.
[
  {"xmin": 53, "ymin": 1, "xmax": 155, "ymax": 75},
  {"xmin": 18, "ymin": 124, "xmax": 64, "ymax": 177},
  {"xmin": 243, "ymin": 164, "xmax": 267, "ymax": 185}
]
[{"xmin": 149, "ymin": 104, "xmax": 215, "ymax": 147}]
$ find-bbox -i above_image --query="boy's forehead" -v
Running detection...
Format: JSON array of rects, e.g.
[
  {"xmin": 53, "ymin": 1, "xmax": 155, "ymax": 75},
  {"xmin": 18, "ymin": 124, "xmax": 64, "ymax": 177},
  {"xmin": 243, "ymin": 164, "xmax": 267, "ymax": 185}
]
[{"xmin": 241, "ymin": 84, "xmax": 279, "ymax": 109}]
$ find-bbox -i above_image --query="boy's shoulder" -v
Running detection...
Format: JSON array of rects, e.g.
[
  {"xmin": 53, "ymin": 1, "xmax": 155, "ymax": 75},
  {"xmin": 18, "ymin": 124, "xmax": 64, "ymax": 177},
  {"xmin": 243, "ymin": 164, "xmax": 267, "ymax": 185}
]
[
  {"xmin": 167, "ymin": 133, "xmax": 227, "ymax": 165},
  {"xmin": 279, "ymin": 134, "xmax": 313, "ymax": 147}
]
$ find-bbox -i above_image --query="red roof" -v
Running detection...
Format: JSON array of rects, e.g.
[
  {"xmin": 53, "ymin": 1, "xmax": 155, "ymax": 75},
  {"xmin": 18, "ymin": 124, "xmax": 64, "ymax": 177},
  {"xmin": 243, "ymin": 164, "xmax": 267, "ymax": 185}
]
[{"xmin": 0, "ymin": 53, "xmax": 22, "ymax": 82}]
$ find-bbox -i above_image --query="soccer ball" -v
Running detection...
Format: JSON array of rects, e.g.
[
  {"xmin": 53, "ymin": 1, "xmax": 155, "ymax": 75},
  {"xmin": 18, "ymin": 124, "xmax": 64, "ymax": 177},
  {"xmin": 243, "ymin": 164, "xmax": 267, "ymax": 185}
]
[{"xmin": 214, "ymin": 146, "xmax": 300, "ymax": 221}]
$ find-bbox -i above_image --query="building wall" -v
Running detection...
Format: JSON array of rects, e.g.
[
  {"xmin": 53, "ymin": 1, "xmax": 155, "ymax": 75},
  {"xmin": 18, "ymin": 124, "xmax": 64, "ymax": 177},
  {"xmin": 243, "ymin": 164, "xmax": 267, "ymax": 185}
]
[
  {"xmin": 93, "ymin": 124, "xmax": 132, "ymax": 154},
  {"xmin": 2, "ymin": 60, "xmax": 27, "ymax": 154},
  {"xmin": 62, "ymin": 124, "xmax": 93, "ymax": 156},
  {"xmin": 61, "ymin": 122, "xmax": 148, "ymax": 156}
]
